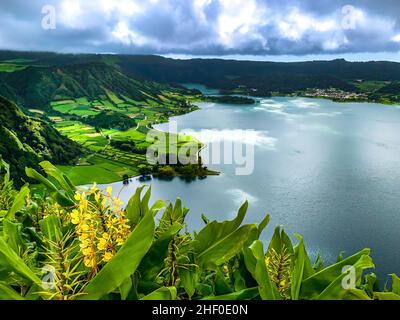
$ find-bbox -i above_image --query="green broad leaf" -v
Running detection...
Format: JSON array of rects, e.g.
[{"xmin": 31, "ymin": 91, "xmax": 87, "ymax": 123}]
[
  {"xmin": 25, "ymin": 167, "xmax": 74, "ymax": 206},
  {"xmin": 0, "ymin": 282, "xmax": 25, "ymax": 300},
  {"xmin": 119, "ymin": 276, "xmax": 138, "ymax": 300},
  {"xmin": 137, "ymin": 280, "xmax": 162, "ymax": 296},
  {"xmin": 150, "ymin": 200, "xmax": 166, "ymax": 215},
  {"xmin": 343, "ymin": 289, "xmax": 373, "ymax": 300},
  {"xmin": 140, "ymin": 186, "xmax": 152, "ymax": 216},
  {"xmin": 300, "ymin": 248, "xmax": 373, "ymax": 299},
  {"xmin": 119, "ymin": 278, "xmax": 132, "ymax": 301},
  {"xmin": 197, "ymin": 224, "xmax": 258, "ymax": 268},
  {"xmin": 243, "ymin": 240, "xmax": 281, "ymax": 300},
  {"xmin": 202, "ymin": 287, "xmax": 259, "ymax": 300},
  {"xmin": 39, "ymin": 215, "xmax": 63, "ymax": 242},
  {"xmin": 362, "ymin": 273, "xmax": 378, "ymax": 297},
  {"xmin": 0, "ymin": 236, "xmax": 42, "ymax": 287},
  {"xmin": 214, "ymin": 268, "xmax": 233, "ymax": 296},
  {"xmin": 257, "ymin": 214, "xmax": 270, "ymax": 237},
  {"xmin": 141, "ymin": 287, "xmax": 177, "ymax": 300},
  {"xmin": 39, "ymin": 161, "xmax": 75, "ymax": 197},
  {"xmin": 180, "ymin": 266, "xmax": 198, "ymax": 299},
  {"xmin": 374, "ymin": 292, "xmax": 400, "ymax": 300},
  {"xmin": 172, "ymin": 198, "xmax": 189, "ymax": 221},
  {"xmin": 315, "ymin": 254, "xmax": 374, "ymax": 300},
  {"xmin": 0, "ymin": 158, "xmax": 10, "ymax": 183},
  {"xmin": 5, "ymin": 184, "xmax": 29, "ymax": 220},
  {"xmin": 390, "ymin": 274, "xmax": 400, "ymax": 295},
  {"xmin": 194, "ymin": 201, "xmax": 255, "ymax": 268},
  {"xmin": 79, "ymin": 211, "xmax": 155, "ymax": 300},
  {"xmin": 194, "ymin": 201, "xmax": 248, "ymax": 255},
  {"xmin": 25, "ymin": 167, "xmax": 58, "ymax": 193},
  {"xmin": 138, "ymin": 222, "xmax": 183, "ymax": 281},
  {"xmin": 2, "ymin": 220, "xmax": 23, "ymax": 254},
  {"xmin": 291, "ymin": 234, "xmax": 314, "ymax": 300},
  {"xmin": 125, "ymin": 185, "xmax": 148, "ymax": 226}
]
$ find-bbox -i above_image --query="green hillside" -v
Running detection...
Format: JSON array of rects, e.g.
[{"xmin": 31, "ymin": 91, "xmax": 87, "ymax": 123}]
[
  {"xmin": 0, "ymin": 96, "xmax": 83, "ymax": 186},
  {"xmin": 0, "ymin": 62, "xmax": 192, "ymax": 109}
]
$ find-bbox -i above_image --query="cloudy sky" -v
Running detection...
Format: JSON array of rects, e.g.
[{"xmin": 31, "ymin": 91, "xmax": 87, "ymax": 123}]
[{"xmin": 1, "ymin": 0, "xmax": 400, "ymax": 61}]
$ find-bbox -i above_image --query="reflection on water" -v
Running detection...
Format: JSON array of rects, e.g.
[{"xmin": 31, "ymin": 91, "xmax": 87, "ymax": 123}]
[{"xmin": 92, "ymin": 95, "xmax": 400, "ymax": 279}]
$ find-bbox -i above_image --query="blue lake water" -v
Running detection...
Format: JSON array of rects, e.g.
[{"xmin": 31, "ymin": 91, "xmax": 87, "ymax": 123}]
[{"xmin": 96, "ymin": 91, "xmax": 400, "ymax": 279}]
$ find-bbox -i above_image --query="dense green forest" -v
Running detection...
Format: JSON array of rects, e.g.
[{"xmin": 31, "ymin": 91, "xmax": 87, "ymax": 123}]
[
  {"xmin": 83, "ymin": 111, "xmax": 137, "ymax": 131},
  {"xmin": 0, "ymin": 96, "xmax": 82, "ymax": 186},
  {"xmin": 0, "ymin": 160, "xmax": 399, "ymax": 300},
  {"xmin": 205, "ymin": 96, "xmax": 256, "ymax": 104}
]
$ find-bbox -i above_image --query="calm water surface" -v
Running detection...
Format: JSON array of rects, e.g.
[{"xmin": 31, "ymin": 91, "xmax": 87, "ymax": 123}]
[{"xmin": 95, "ymin": 87, "xmax": 400, "ymax": 278}]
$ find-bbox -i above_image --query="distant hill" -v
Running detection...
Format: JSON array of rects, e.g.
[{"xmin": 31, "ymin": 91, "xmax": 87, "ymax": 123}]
[
  {"xmin": 114, "ymin": 57, "xmax": 400, "ymax": 94},
  {"xmin": 0, "ymin": 61, "xmax": 190, "ymax": 108},
  {"xmin": 2, "ymin": 51, "xmax": 400, "ymax": 96},
  {"xmin": 0, "ymin": 96, "xmax": 83, "ymax": 185}
]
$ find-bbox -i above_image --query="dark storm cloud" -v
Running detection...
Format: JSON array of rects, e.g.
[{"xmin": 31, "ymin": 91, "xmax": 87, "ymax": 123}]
[{"xmin": 0, "ymin": 0, "xmax": 399, "ymax": 56}]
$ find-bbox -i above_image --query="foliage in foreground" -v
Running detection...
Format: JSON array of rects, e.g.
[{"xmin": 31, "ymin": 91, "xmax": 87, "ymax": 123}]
[{"xmin": 0, "ymin": 160, "xmax": 399, "ymax": 300}]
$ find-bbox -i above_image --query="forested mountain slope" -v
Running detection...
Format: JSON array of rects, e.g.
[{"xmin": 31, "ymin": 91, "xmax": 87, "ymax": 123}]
[
  {"xmin": 0, "ymin": 61, "xmax": 190, "ymax": 108},
  {"xmin": 0, "ymin": 96, "xmax": 83, "ymax": 185}
]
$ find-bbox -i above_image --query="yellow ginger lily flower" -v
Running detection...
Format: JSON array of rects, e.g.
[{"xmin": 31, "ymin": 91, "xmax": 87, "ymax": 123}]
[
  {"xmin": 106, "ymin": 186, "xmax": 113, "ymax": 196},
  {"xmin": 70, "ymin": 210, "xmax": 80, "ymax": 224},
  {"xmin": 103, "ymin": 252, "xmax": 114, "ymax": 262},
  {"xmin": 116, "ymin": 237, "xmax": 125, "ymax": 246},
  {"xmin": 90, "ymin": 183, "xmax": 98, "ymax": 193},
  {"xmin": 97, "ymin": 237, "xmax": 108, "ymax": 250},
  {"xmin": 84, "ymin": 257, "xmax": 97, "ymax": 268},
  {"xmin": 69, "ymin": 186, "xmax": 131, "ymax": 274},
  {"xmin": 94, "ymin": 192, "xmax": 101, "ymax": 202}
]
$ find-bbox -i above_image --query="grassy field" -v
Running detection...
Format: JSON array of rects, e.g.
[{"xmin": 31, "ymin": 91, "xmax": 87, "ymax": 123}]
[
  {"xmin": 0, "ymin": 59, "xmax": 34, "ymax": 72},
  {"xmin": 353, "ymin": 80, "xmax": 388, "ymax": 93},
  {"xmin": 0, "ymin": 63, "xmax": 27, "ymax": 72},
  {"xmin": 58, "ymin": 155, "xmax": 139, "ymax": 185},
  {"xmin": 50, "ymin": 90, "xmax": 202, "ymax": 184}
]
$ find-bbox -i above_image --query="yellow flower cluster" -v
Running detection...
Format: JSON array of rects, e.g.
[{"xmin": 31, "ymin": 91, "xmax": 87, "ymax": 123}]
[
  {"xmin": 42, "ymin": 201, "xmax": 67, "ymax": 220},
  {"xmin": 70, "ymin": 184, "xmax": 131, "ymax": 271}
]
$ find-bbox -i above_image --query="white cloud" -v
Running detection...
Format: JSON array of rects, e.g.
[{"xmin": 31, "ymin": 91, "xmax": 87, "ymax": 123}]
[
  {"xmin": 217, "ymin": 0, "xmax": 268, "ymax": 49},
  {"xmin": 392, "ymin": 34, "xmax": 400, "ymax": 43},
  {"xmin": 60, "ymin": 0, "xmax": 83, "ymax": 28},
  {"xmin": 100, "ymin": 0, "xmax": 144, "ymax": 16},
  {"xmin": 278, "ymin": 8, "xmax": 338, "ymax": 42},
  {"xmin": 112, "ymin": 21, "xmax": 151, "ymax": 46},
  {"xmin": 2, "ymin": 0, "xmax": 400, "ymax": 56}
]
